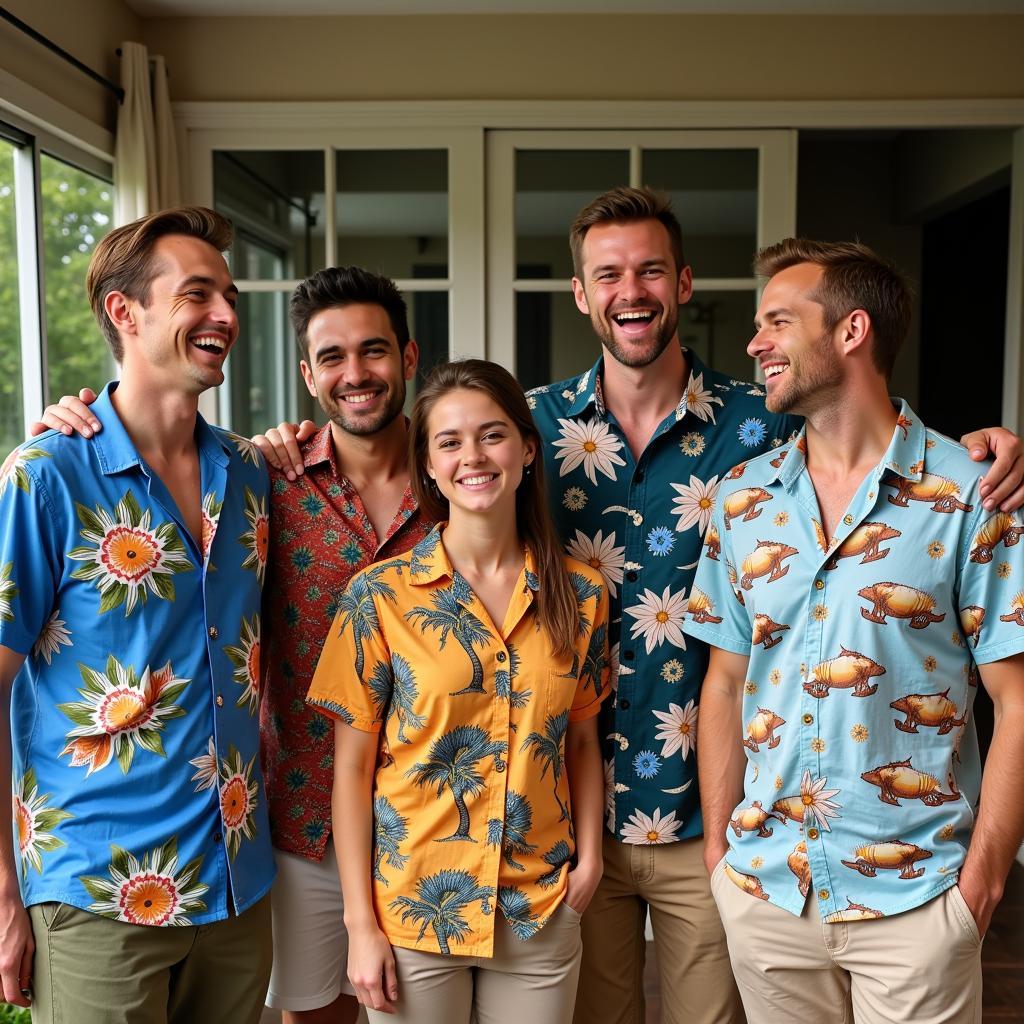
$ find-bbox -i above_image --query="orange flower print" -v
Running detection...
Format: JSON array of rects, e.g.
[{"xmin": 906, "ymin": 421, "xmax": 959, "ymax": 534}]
[
  {"xmin": 200, "ymin": 492, "xmax": 223, "ymax": 562},
  {"xmin": 224, "ymin": 615, "xmax": 261, "ymax": 715},
  {"xmin": 238, "ymin": 488, "xmax": 269, "ymax": 584},
  {"xmin": 218, "ymin": 746, "xmax": 259, "ymax": 860},
  {"xmin": 13, "ymin": 768, "xmax": 71, "ymax": 878}
]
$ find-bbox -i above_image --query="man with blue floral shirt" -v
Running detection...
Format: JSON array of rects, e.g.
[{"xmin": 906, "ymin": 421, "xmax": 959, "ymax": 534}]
[
  {"xmin": 529, "ymin": 188, "xmax": 1024, "ymax": 1024},
  {"xmin": 0, "ymin": 208, "xmax": 274, "ymax": 1022},
  {"xmin": 684, "ymin": 239, "xmax": 1024, "ymax": 1023}
]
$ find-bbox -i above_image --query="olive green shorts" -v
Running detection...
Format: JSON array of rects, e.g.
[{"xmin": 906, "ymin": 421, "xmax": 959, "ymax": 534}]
[{"xmin": 28, "ymin": 893, "xmax": 272, "ymax": 1024}]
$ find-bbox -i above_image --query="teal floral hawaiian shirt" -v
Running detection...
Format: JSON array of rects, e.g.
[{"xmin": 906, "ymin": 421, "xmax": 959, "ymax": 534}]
[
  {"xmin": 683, "ymin": 400, "xmax": 1024, "ymax": 921},
  {"xmin": 0, "ymin": 383, "xmax": 275, "ymax": 926},
  {"xmin": 528, "ymin": 350, "xmax": 798, "ymax": 844}
]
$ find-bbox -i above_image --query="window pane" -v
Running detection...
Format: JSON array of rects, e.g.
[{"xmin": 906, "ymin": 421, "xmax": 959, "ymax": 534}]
[
  {"xmin": 231, "ymin": 291, "xmax": 295, "ymax": 439},
  {"xmin": 682, "ymin": 290, "xmax": 758, "ymax": 382},
  {"xmin": 0, "ymin": 138, "xmax": 23, "ymax": 453},
  {"xmin": 516, "ymin": 150, "xmax": 630, "ymax": 279},
  {"xmin": 407, "ymin": 291, "xmax": 449, "ymax": 400},
  {"xmin": 40, "ymin": 153, "xmax": 114, "ymax": 405},
  {"xmin": 214, "ymin": 151, "xmax": 326, "ymax": 280},
  {"xmin": 642, "ymin": 150, "xmax": 758, "ymax": 278},
  {"xmin": 335, "ymin": 150, "xmax": 448, "ymax": 281}
]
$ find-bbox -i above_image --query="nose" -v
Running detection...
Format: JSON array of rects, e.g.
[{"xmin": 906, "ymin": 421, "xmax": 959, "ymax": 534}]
[
  {"xmin": 341, "ymin": 354, "xmax": 369, "ymax": 385},
  {"xmin": 747, "ymin": 327, "xmax": 769, "ymax": 359},
  {"xmin": 210, "ymin": 294, "xmax": 238, "ymax": 333},
  {"xmin": 619, "ymin": 270, "xmax": 648, "ymax": 303},
  {"xmin": 461, "ymin": 442, "xmax": 486, "ymax": 464}
]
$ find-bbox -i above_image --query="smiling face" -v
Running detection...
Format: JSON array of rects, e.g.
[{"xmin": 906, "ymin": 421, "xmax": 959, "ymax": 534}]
[
  {"xmin": 572, "ymin": 219, "xmax": 693, "ymax": 369},
  {"xmin": 300, "ymin": 303, "xmax": 418, "ymax": 436},
  {"xmin": 130, "ymin": 234, "xmax": 239, "ymax": 394},
  {"xmin": 424, "ymin": 388, "xmax": 536, "ymax": 521},
  {"xmin": 749, "ymin": 262, "xmax": 844, "ymax": 416}
]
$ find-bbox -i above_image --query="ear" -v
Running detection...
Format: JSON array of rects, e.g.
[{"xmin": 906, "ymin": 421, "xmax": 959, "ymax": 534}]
[
  {"xmin": 104, "ymin": 291, "xmax": 138, "ymax": 339},
  {"xmin": 572, "ymin": 277, "xmax": 589, "ymax": 315},
  {"xmin": 523, "ymin": 437, "xmax": 537, "ymax": 467},
  {"xmin": 677, "ymin": 265, "xmax": 694, "ymax": 305},
  {"xmin": 403, "ymin": 338, "xmax": 420, "ymax": 381},
  {"xmin": 299, "ymin": 359, "xmax": 318, "ymax": 400},
  {"xmin": 840, "ymin": 308, "xmax": 873, "ymax": 357}
]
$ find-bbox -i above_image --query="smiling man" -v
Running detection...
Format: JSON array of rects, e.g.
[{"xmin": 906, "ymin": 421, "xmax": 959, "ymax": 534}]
[{"xmin": 0, "ymin": 208, "xmax": 275, "ymax": 1023}]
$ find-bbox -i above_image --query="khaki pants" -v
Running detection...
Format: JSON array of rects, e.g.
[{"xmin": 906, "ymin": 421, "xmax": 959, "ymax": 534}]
[
  {"xmin": 574, "ymin": 832, "xmax": 743, "ymax": 1024},
  {"xmin": 366, "ymin": 901, "xmax": 582, "ymax": 1024},
  {"xmin": 29, "ymin": 894, "xmax": 273, "ymax": 1024},
  {"xmin": 711, "ymin": 863, "xmax": 982, "ymax": 1024}
]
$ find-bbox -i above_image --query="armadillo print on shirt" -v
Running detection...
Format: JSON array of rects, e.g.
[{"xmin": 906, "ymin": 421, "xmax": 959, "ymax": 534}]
[{"xmin": 683, "ymin": 400, "xmax": 1024, "ymax": 921}]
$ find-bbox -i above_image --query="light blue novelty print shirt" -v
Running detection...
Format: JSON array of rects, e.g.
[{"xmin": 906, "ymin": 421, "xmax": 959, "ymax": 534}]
[
  {"xmin": 528, "ymin": 350, "xmax": 799, "ymax": 845},
  {"xmin": 0, "ymin": 384, "xmax": 274, "ymax": 926},
  {"xmin": 683, "ymin": 401, "xmax": 1024, "ymax": 921}
]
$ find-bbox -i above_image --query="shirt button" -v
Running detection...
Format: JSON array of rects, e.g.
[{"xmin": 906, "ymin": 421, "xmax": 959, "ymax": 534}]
[
  {"xmin": 818, "ymin": 889, "xmax": 830, "ymax": 901},
  {"xmin": 208, "ymin": 626, "xmax": 219, "ymax": 640},
  {"xmin": 495, "ymin": 760, "xmax": 506, "ymax": 773},
  {"xmin": 216, "ymin": 695, "xmax": 224, "ymax": 707},
  {"xmin": 814, "ymin": 579, "xmax": 824, "ymax": 591},
  {"xmin": 623, "ymin": 650, "xmax": 635, "ymax": 661},
  {"xmin": 619, "ymin": 699, "xmax": 631, "ymax": 710},
  {"xmin": 496, "ymin": 651, "xmax": 507, "ymax": 663},
  {"xmin": 807, "ymin": 827, "xmax": 820, "ymax": 840},
  {"xmin": 626, "ymin": 570, "xmax": 638, "ymax": 583},
  {"xmin": 802, "ymin": 713, "xmax": 814, "ymax": 725},
  {"xmin": 843, "ymin": 514, "xmax": 853, "ymax": 525}
]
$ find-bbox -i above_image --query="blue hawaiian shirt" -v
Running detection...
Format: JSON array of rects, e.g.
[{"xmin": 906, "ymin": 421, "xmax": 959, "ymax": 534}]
[
  {"xmin": 528, "ymin": 349, "xmax": 799, "ymax": 844},
  {"xmin": 0, "ymin": 383, "xmax": 274, "ymax": 926},
  {"xmin": 683, "ymin": 401, "xmax": 1024, "ymax": 921}
]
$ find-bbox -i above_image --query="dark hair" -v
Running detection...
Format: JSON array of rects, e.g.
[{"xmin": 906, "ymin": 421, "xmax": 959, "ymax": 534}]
[
  {"xmin": 754, "ymin": 238, "xmax": 912, "ymax": 380},
  {"xmin": 569, "ymin": 186, "xmax": 686, "ymax": 278},
  {"xmin": 87, "ymin": 206, "xmax": 233, "ymax": 361},
  {"xmin": 409, "ymin": 360, "xmax": 579, "ymax": 658},
  {"xmin": 290, "ymin": 266, "xmax": 410, "ymax": 357}
]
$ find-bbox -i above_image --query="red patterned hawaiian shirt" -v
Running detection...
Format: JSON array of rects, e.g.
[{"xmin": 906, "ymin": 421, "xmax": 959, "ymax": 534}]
[{"xmin": 260, "ymin": 423, "xmax": 432, "ymax": 859}]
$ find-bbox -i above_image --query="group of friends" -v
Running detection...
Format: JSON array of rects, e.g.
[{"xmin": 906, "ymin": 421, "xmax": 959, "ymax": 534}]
[{"xmin": 0, "ymin": 185, "xmax": 1021, "ymax": 1024}]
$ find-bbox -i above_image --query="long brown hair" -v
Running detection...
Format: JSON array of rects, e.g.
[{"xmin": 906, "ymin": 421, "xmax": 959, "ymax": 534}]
[{"xmin": 409, "ymin": 360, "xmax": 578, "ymax": 658}]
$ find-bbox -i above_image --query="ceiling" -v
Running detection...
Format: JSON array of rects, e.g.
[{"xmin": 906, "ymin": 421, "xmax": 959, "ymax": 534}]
[{"xmin": 125, "ymin": 0, "xmax": 1024, "ymax": 16}]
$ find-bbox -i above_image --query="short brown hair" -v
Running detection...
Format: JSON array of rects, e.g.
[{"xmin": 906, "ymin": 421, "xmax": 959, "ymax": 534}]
[
  {"xmin": 569, "ymin": 186, "xmax": 686, "ymax": 278},
  {"xmin": 87, "ymin": 207, "xmax": 234, "ymax": 361},
  {"xmin": 753, "ymin": 238, "xmax": 912, "ymax": 380}
]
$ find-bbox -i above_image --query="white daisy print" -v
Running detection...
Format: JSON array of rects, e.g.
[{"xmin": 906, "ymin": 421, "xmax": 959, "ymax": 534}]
[
  {"xmin": 567, "ymin": 529, "xmax": 625, "ymax": 597},
  {"xmin": 798, "ymin": 770, "xmax": 841, "ymax": 832},
  {"xmin": 652, "ymin": 700, "xmax": 698, "ymax": 760},
  {"xmin": 552, "ymin": 417, "xmax": 627, "ymax": 484},
  {"xmin": 32, "ymin": 609, "xmax": 72, "ymax": 665},
  {"xmin": 189, "ymin": 737, "xmax": 219, "ymax": 792},
  {"xmin": 682, "ymin": 371, "xmax": 724, "ymax": 424},
  {"xmin": 670, "ymin": 474, "xmax": 721, "ymax": 533},
  {"xmin": 624, "ymin": 585, "xmax": 688, "ymax": 654},
  {"xmin": 620, "ymin": 807, "xmax": 683, "ymax": 845}
]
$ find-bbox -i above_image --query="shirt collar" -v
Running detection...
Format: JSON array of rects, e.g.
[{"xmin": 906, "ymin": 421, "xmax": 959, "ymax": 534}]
[
  {"xmin": 567, "ymin": 344, "xmax": 707, "ymax": 422},
  {"xmin": 407, "ymin": 525, "xmax": 540, "ymax": 592},
  {"xmin": 91, "ymin": 381, "xmax": 229, "ymax": 475},
  {"xmin": 301, "ymin": 423, "xmax": 337, "ymax": 472},
  {"xmin": 766, "ymin": 397, "xmax": 925, "ymax": 490}
]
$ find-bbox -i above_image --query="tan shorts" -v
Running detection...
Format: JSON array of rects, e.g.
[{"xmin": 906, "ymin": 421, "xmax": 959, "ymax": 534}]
[
  {"xmin": 711, "ymin": 860, "xmax": 982, "ymax": 1024},
  {"xmin": 266, "ymin": 845, "xmax": 356, "ymax": 1010},
  {"xmin": 366, "ymin": 901, "xmax": 583, "ymax": 1024}
]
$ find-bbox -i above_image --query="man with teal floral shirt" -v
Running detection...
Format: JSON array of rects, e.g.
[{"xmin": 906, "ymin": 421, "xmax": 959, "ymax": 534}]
[
  {"xmin": 684, "ymin": 239, "xmax": 1024, "ymax": 1023},
  {"xmin": 0, "ymin": 208, "xmax": 274, "ymax": 1023}
]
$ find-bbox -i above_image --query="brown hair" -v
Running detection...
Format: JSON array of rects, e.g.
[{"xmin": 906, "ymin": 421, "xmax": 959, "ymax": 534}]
[
  {"xmin": 753, "ymin": 238, "xmax": 912, "ymax": 380},
  {"xmin": 569, "ymin": 186, "xmax": 686, "ymax": 278},
  {"xmin": 409, "ymin": 360, "xmax": 579, "ymax": 658},
  {"xmin": 87, "ymin": 207, "xmax": 234, "ymax": 361}
]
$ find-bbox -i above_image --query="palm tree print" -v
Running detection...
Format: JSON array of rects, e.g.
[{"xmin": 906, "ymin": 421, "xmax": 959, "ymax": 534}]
[
  {"xmin": 582, "ymin": 621, "xmax": 608, "ymax": 695},
  {"xmin": 339, "ymin": 564, "xmax": 397, "ymax": 679},
  {"xmin": 486, "ymin": 790, "xmax": 536, "ymax": 871},
  {"xmin": 407, "ymin": 725, "xmax": 506, "ymax": 842},
  {"xmin": 522, "ymin": 709, "xmax": 570, "ymax": 821},
  {"xmin": 406, "ymin": 583, "xmax": 492, "ymax": 696},
  {"xmin": 390, "ymin": 868, "xmax": 494, "ymax": 955},
  {"xmin": 570, "ymin": 571, "xmax": 604, "ymax": 636},
  {"xmin": 368, "ymin": 655, "xmax": 426, "ymax": 743},
  {"xmin": 409, "ymin": 530, "xmax": 441, "ymax": 577},
  {"xmin": 373, "ymin": 795, "xmax": 410, "ymax": 886},
  {"xmin": 498, "ymin": 886, "xmax": 539, "ymax": 940},
  {"xmin": 538, "ymin": 839, "xmax": 573, "ymax": 889},
  {"xmin": 494, "ymin": 643, "xmax": 532, "ymax": 712}
]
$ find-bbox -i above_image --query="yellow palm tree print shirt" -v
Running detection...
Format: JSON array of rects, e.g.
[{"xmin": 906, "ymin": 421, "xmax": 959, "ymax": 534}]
[{"xmin": 307, "ymin": 526, "xmax": 610, "ymax": 956}]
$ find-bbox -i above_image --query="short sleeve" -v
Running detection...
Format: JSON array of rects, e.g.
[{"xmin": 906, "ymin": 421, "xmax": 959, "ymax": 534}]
[
  {"xmin": 0, "ymin": 454, "xmax": 62, "ymax": 656},
  {"xmin": 681, "ymin": 510, "xmax": 752, "ymax": 655}
]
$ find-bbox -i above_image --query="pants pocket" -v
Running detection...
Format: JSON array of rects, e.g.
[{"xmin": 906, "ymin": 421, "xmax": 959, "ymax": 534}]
[
  {"xmin": 947, "ymin": 884, "xmax": 982, "ymax": 945},
  {"xmin": 38, "ymin": 902, "xmax": 71, "ymax": 931}
]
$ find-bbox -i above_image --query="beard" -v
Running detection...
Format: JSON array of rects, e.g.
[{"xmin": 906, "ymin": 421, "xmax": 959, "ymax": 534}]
[
  {"xmin": 591, "ymin": 304, "xmax": 680, "ymax": 369},
  {"xmin": 319, "ymin": 379, "xmax": 407, "ymax": 437},
  {"xmin": 765, "ymin": 332, "xmax": 844, "ymax": 415}
]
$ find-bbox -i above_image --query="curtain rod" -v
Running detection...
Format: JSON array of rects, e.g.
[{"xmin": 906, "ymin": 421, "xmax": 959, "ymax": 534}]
[{"xmin": 0, "ymin": 6, "xmax": 125, "ymax": 103}]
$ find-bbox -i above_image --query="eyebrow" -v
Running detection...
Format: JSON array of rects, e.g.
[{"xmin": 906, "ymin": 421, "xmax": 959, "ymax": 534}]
[
  {"xmin": 433, "ymin": 419, "xmax": 508, "ymax": 440},
  {"xmin": 179, "ymin": 274, "xmax": 239, "ymax": 299},
  {"xmin": 591, "ymin": 258, "xmax": 668, "ymax": 275},
  {"xmin": 754, "ymin": 306, "xmax": 795, "ymax": 328},
  {"xmin": 314, "ymin": 337, "xmax": 393, "ymax": 361}
]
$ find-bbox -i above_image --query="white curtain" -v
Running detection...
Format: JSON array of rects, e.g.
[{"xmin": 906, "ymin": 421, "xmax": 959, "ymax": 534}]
[{"xmin": 114, "ymin": 41, "xmax": 181, "ymax": 226}]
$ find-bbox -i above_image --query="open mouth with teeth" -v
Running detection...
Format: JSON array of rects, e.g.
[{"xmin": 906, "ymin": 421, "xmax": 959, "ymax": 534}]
[
  {"xmin": 337, "ymin": 390, "xmax": 383, "ymax": 406},
  {"xmin": 190, "ymin": 333, "xmax": 229, "ymax": 356},
  {"xmin": 457, "ymin": 473, "xmax": 498, "ymax": 488},
  {"xmin": 612, "ymin": 309, "xmax": 657, "ymax": 333},
  {"xmin": 763, "ymin": 363, "xmax": 788, "ymax": 380}
]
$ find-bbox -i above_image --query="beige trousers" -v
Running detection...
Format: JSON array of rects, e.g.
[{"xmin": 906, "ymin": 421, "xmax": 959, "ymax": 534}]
[
  {"xmin": 574, "ymin": 832, "xmax": 743, "ymax": 1024},
  {"xmin": 366, "ymin": 901, "xmax": 583, "ymax": 1024},
  {"xmin": 711, "ymin": 863, "xmax": 982, "ymax": 1024}
]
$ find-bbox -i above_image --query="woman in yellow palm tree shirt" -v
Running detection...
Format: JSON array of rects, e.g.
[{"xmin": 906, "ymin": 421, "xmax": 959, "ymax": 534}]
[{"xmin": 307, "ymin": 359, "xmax": 610, "ymax": 1023}]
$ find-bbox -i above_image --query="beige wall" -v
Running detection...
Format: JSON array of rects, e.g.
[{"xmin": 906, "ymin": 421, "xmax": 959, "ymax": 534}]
[
  {"xmin": 1, "ymin": 0, "xmax": 142, "ymax": 132},
  {"xmin": 141, "ymin": 14, "xmax": 1024, "ymax": 103}
]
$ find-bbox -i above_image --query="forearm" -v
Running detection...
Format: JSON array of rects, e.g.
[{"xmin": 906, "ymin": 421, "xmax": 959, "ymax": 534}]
[{"xmin": 567, "ymin": 716, "xmax": 604, "ymax": 873}]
